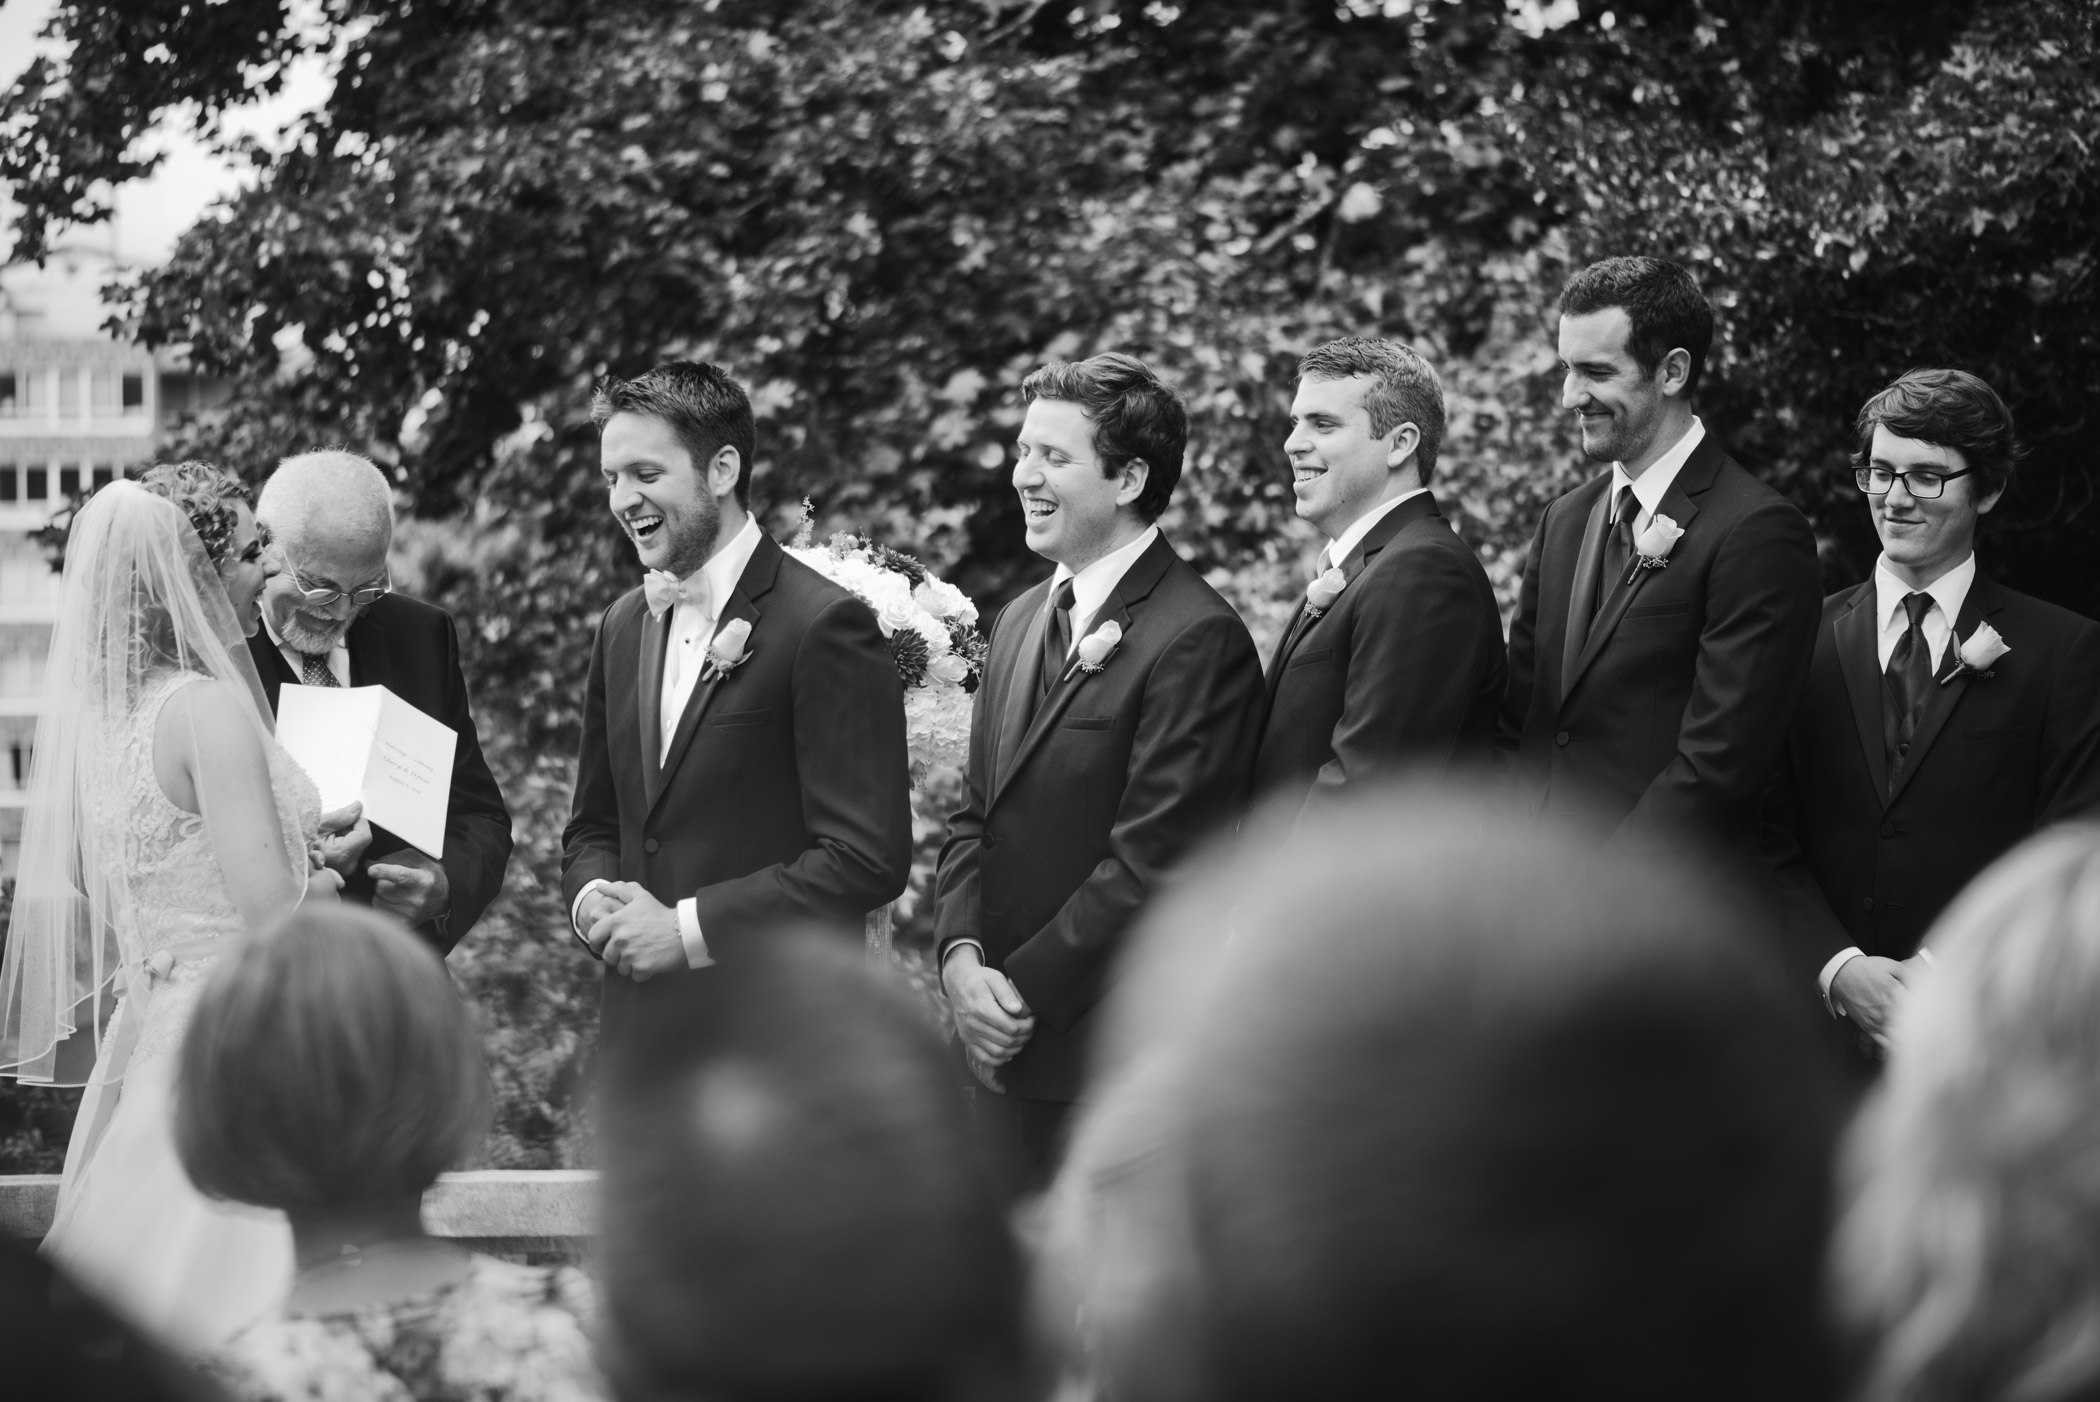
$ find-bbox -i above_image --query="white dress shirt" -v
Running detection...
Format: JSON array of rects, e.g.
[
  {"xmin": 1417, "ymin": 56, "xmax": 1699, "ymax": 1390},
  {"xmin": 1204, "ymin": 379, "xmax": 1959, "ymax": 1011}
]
[
  {"xmin": 1818, "ymin": 552, "xmax": 1976, "ymax": 1013},
  {"xmin": 1322, "ymin": 487, "xmax": 1428, "ymax": 572},
  {"xmin": 1050, "ymin": 524, "xmax": 1160, "ymax": 654},
  {"xmin": 573, "ymin": 514, "xmax": 763, "ymax": 971},
  {"xmin": 262, "ymin": 611, "xmax": 350, "ymax": 687},
  {"xmin": 1607, "ymin": 417, "xmax": 1706, "ymax": 531}
]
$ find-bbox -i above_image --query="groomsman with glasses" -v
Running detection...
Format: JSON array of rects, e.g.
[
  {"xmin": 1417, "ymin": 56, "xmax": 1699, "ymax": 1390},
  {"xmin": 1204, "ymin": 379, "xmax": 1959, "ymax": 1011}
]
[
  {"xmin": 1764, "ymin": 369, "xmax": 2100, "ymax": 1063},
  {"xmin": 933, "ymin": 353, "xmax": 1264, "ymax": 1186}
]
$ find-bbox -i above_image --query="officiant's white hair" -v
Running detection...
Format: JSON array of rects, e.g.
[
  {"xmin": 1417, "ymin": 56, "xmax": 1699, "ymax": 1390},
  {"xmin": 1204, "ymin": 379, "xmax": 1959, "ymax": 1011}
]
[{"xmin": 256, "ymin": 450, "xmax": 394, "ymax": 552}]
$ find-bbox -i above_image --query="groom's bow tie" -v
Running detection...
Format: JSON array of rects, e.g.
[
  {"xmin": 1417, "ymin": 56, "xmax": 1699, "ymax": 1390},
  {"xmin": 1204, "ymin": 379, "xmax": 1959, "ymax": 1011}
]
[{"xmin": 644, "ymin": 570, "xmax": 706, "ymax": 620}]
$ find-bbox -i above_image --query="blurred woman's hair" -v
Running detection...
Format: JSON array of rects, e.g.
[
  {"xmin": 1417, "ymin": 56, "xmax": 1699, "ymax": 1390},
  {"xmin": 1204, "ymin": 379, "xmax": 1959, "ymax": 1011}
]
[
  {"xmin": 136, "ymin": 460, "xmax": 252, "ymax": 569},
  {"xmin": 174, "ymin": 905, "xmax": 489, "ymax": 1214},
  {"xmin": 1836, "ymin": 824, "xmax": 2100, "ymax": 1402},
  {"xmin": 1042, "ymin": 783, "xmax": 1841, "ymax": 1402}
]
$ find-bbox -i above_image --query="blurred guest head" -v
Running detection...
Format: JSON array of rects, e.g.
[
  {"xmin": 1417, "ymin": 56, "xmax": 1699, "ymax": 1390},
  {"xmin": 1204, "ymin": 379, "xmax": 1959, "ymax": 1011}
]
[
  {"xmin": 254, "ymin": 449, "xmax": 395, "ymax": 654},
  {"xmin": 1557, "ymin": 255, "xmax": 1711, "ymax": 467},
  {"xmin": 1287, "ymin": 337, "xmax": 1446, "ymax": 537},
  {"xmin": 1836, "ymin": 824, "xmax": 2100, "ymax": 1402},
  {"xmin": 1851, "ymin": 368, "xmax": 2015, "ymax": 589},
  {"xmin": 136, "ymin": 460, "xmax": 278, "ymax": 638},
  {"xmin": 1016, "ymin": 353, "xmax": 1186, "ymax": 567},
  {"xmin": 1044, "ymin": 784, "xmax": 1840, "ymax": 1402},
  {"xmin": 596, "ymin": 932, "xmax": 1025, "ymax": 1402},
  {"xmin": 175, "ymin": 904, "xmax": 489, "ymax": 1217}
]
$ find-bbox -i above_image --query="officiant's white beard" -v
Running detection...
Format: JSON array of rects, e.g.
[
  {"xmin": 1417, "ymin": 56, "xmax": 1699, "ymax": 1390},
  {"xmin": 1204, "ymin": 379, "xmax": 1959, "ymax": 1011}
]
[{"xmin": 273, "ymin": 602, "xmax": 358, "ymax": 654}]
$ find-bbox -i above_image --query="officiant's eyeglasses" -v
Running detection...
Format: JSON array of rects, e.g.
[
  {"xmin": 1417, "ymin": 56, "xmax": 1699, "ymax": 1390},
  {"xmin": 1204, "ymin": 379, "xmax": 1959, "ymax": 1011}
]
[
  {"xmin": 283, "ymin": 557, "xmax": 393, "ymax": 610},
  {"xmin": 1854, "ymin": 465, "xmax": 1975, "ymax": 499}
]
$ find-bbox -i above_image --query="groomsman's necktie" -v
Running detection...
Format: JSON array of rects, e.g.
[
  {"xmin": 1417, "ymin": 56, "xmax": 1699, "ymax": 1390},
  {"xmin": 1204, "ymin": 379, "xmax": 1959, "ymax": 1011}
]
[
  {"xmin": 1883, "ymin": 591, "xmax": 1936, "ymax": 789},
  {"xmin": 1595, "ymin": 484, "xmax": 1638, "ymax": 620},
  {"xmin": 1040, "ymin": 579, "xmax": 1076, "ymax": 701},
  {"xmin": 300, "ymin": 652, "xmax": 338, "ymax": 687}
]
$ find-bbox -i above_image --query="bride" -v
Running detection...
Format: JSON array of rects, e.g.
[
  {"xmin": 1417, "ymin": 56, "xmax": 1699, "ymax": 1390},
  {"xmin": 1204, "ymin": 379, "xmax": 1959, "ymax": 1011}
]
[{"xmin": 0, "ymin": 471, "xmax": 359, "ymax": 1351}]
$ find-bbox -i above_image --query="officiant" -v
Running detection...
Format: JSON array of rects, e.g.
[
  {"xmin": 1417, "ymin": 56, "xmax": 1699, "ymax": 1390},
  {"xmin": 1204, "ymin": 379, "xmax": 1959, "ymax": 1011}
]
[{"xmin": 248, "ymin": 450, "xmax": 514, "ymax": 954}]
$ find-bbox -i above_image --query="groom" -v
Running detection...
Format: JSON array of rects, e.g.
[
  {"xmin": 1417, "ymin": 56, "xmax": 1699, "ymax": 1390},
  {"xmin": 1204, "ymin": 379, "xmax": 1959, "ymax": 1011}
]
[{"xmin": 562, "ymin": 361, "xmax": 912, "ymax": 1017}]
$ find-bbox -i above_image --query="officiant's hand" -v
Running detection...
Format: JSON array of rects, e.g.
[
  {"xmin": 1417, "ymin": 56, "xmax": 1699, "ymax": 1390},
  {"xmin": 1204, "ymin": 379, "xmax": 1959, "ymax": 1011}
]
[
  {"xmin": 595, "ymin": 883, "xmax": 687, "ymax": 982},
  {"xmin": 368, "ymin": 850, "xmax": 450, "ymax": 927},
  {"xmin": 313, "ymin": 802, "xmax": 373, "ymax": 875},
  {"xmin": 941, "ymin": 945, "xmax": 1034, "ymax": 1067},
  {"xmin": 1832, "ymin": 954, "xmax": 1910, "ymax": 1054}
]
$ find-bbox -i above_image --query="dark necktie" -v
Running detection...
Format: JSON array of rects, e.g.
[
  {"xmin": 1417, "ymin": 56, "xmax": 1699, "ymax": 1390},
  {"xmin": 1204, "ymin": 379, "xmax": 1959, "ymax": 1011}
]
[
  {"xmin": 1595, "ymin": 484, "xmax": 1638, "ymax": 619},
  {"xmin": 1883, "ymin": 592, "xmax": 1936, "ymax": 789},
  {"xmin": 300, "ymin": 652, "xmax": 339, "ymax": 688},
  {"xmin": 1040, "ymin": 579, "xmax": 1076, "ymax": 702}
]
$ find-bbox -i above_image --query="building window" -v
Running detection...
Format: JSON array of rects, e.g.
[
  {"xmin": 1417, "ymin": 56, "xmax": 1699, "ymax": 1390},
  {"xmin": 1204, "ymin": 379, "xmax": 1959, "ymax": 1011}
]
[
  {"xmin": 20, "ymin": 371, "xmax": 50, "ymax": 415},
  {"xmin": 0, "ymin": 372, "xmax": 15, "ymax": 416},
  {"xmin": 122, "ymin": 372, "xmax": 145, "ymax": 413},
  {"xmin": 0, "ymin": 467, "xmax": 14, "ymax": 502},
  {"xmin": 90, "ymin": 369, "xmax": 120, "ymax": 416},
  {"xmin": 26, "ymin": 468, "xmax": 47, "ymax": 500},
  {"xmin": 91, "ymin": 466, "xmax": 113, "ymax": 490},
  {"xmin": 58, "ymin": 370, "xmax": 80, "ymax": 418},
  {"xmin": 58, "ymin": 465, "xmax": 79, "ymax": 498}
]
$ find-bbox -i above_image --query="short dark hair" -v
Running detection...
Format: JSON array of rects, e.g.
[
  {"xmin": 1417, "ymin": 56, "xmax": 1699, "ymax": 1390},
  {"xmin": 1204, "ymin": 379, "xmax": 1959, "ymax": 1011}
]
[
  {"xmin": 1297, "ymin": 337, "xmax": 1448, "ymax": 484},
  {"xmin": 592, "ymin": 361, "xmax": 757, "ymax": 506},
  {"xmin": 1021, "ymin": 352, "xmax": 1187, "ymax": 521},
  {"xmin": 175, "ymin": 906, "xmax": 489, "ymax": 1214},
  {"xmin": 1055, "ymin": 786, "xmax": 1841, "ymax": 1402},
  {"xmin": 1559, "ymin": 256, "xmax": 1716, "ymax": 396},
  {"xmin": 596, "ymin": 932, "xmax": 1025, "ymax": 1402},
  {"xmin": 136, "ymin": 460, "xmax": 249, "ymax": 567},
  {"xmin": 1852, "ymin": 367, "xmax": 2020, "ymax": 498}
]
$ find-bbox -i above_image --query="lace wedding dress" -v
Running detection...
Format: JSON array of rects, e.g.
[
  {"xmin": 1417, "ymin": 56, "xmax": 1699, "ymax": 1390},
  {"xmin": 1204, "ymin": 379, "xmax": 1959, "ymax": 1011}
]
[{"xmin": 41, "ymin": 669, "xmax": 323, "ymax": 1352}]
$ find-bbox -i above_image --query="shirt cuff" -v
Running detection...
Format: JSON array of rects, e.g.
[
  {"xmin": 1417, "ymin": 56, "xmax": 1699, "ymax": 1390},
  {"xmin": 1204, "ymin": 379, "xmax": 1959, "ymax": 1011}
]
[
  {"xmin": 938, "ymin": 938, "xmax": 986, "ymax": 982},
  {"xmin": 571, "ymin": 880, "xmax": 611, "ymax": 939},
  {"xmin": 678, "ymin": 898, "xmax": 713, "ymax": 970},
  {"xmin": 1819, "ymin": 946, "xmax": 1865, "ymax": 1018}
]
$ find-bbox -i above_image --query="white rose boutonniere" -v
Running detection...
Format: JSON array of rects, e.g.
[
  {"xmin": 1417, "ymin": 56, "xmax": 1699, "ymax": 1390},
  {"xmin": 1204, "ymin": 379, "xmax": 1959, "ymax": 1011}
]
[
  {"xmin": 1304, "ymin": 566, "xmax": 1347, "ymax": 620},
  {"xmin": 1065, "ymin": 620, "xmax": 1124, "ymax": 680},
  {"xmin": 701, "ymin": 618, "xmax": 754, "ymax": 682},
  {"xmin": 1625, "ymin": 512, "xmax": 1686, "ymax": 585},
  {"xmin": 1945, "ymin": 621, "xmax": 2010, "ymax": 684}
]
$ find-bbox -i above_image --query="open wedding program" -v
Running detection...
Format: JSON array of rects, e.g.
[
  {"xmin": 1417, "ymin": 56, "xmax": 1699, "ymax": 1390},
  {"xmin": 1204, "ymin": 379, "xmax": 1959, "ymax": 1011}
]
[{"xmin": 275, "ymin": 684, "xmax": 458, "ymax": 858}]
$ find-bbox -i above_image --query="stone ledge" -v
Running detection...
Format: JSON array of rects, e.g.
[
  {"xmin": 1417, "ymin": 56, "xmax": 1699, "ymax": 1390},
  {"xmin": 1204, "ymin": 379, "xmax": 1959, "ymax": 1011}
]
[{"xmin": 0, "ymin": 1169, "xmax": 599, "ymax": 1241}]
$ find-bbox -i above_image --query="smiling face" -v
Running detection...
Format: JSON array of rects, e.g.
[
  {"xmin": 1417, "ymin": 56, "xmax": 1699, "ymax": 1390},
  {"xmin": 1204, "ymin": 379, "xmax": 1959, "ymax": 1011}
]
[
  {"xmin": 215, "ymin": 501, "xmax": 278, "ymax": 638},
  {"xmin": 260, "ymin": 520, "xmax": 390, "ymax": 653},
  {"xmin": 600, "ymin": 410, "xmax": 728, "ymax": 580},
  {"xmin": 1558, "ymin": 307, "xmax": 1677, "ymax": 469},
  {"xmin": 1867, "ymin": 424, "xmax": 2002, "ymax": 589},
  {"xmin": 1013, "ymin": 397, "xmax": 1147, "ymax": 572},
  {"xmin": 1285, "ymin": 373, "xmax": 1419, "ymax": 541}
]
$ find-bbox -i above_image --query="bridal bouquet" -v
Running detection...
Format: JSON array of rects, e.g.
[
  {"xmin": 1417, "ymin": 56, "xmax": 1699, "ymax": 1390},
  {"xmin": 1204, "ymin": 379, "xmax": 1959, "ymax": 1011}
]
[{"xmin": 788, "ymin": 516, "xmax": 985, "ymax": 782}]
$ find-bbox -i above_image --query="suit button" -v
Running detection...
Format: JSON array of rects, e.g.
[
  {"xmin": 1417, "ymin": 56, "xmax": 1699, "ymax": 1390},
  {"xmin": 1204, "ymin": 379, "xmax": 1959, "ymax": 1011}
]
[
  {"xmin": 1880, "ymin": 822, "xmax": 1897, "ymax": 839},
  {"xmin": 983, "ymin": 833, "xmax": 998, "ymax": 850},
  {"xmin": 1555, "ymin": 730, "xmax": 1571, "ymax": 747},
  {"xmin": 1861, "ymin": 897, "xmax": 1875, "ymax": 913},
  {"xmin": 644, "ymin": 838, "xmax": 660, "ymax": 854}
]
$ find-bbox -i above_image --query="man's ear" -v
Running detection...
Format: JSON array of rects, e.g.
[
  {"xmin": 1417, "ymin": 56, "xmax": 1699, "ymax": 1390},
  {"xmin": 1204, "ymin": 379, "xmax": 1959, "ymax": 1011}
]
[
  {"xmin": 1384, "ymin": 422, "xmax": 1423, "ymax": 481},
  {"xmin": 707, "ymin": 446, "xmax": 742, "ymax": 499},
  {"xmin": 1658, "ymin": 347, "xmax": 1695, "ymax": 399},
  {"xmin": 1977, "ymin": 482, "xmax": 2006, "ymax": 516},
  {"xmin": 1114, "ymin": 458, "xmax": 1151, "ymax": 508}
]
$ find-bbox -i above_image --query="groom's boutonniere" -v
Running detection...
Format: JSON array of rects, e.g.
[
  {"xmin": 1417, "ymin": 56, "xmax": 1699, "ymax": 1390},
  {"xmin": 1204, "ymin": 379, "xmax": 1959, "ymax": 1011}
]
[
  {"xmin": 700, "ymin": 618, "xmax": 754, "ymax": 683},
  {"xmin": 1943, "ymin": 621, "xmax": 2010, "ymax": 684},
  {"xmin": 1064, "ymin": 620, "xmax": 1123, "ymax": 681},
  {"xmin": 1304, "ymin": 566, "xmax": 1347, "ymax": 620},
  {"xmin": 1624, "ymin": 512, "xmax": 1686, "ymax": 586}
]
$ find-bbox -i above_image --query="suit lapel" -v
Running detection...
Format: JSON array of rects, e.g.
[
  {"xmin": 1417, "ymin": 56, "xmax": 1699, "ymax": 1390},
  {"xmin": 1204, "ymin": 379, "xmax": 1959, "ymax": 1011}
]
[
  {"xmin": 991, "ymin": 535, "xmax": 1175, "ymax": 811},
  {"xmin": 1560, "ymin": 478, "xmax": 1614, "ymax": 697},
  {"xmin": 638, "ymin": 610, "xmax": 670, "ymax": 809},
  {"xmin": 651, "ymin": 536, "xmax": 783, "ymax": 815},
  {"xmin": 1562, "ymin": 445, "xmax": 1710, "ymax": 702},
  {"xmin": 1264, "ymin": 605, "xmax": 1317, "ymax": 697},
  {"xmin": 1828, "ymin": 583, "xmax": 1889, "ymax": 802},
  {"xmin": 248, "ymin": 633, "xmax": 296, "ymax": 714},
  {"xmin": 994, "ymin": 581, "xmax": 1055, "ymax": 794},
  {"xmin": 343, "ymin": 612, "xmax": 394, "ymax": 692},
  {"xmin": 1265, "ymin": 492, "xmax": 1440, "ymax": 692},
  {"xmin": 1887, "ymin": 574, "xmax": 2003, "ymax": 806}
]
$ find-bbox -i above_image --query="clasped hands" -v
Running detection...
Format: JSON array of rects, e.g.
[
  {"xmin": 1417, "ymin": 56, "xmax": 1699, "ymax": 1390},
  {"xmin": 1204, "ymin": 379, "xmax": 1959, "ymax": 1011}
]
[
  {"xmin": 577, "ymin": 882, "xmax": 687, "ymax": 982},
  {"xmin": 941, "ymin": 944, "xmax": 1035, "ymax": 1093},
  {"xmin": 1832, "ymin": 949, "xmax": 1934, "ymax": 1059}
]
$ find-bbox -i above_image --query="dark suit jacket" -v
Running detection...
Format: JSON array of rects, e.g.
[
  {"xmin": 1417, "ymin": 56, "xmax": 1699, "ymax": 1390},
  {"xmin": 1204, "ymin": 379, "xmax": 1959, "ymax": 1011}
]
[
  {"xmin": 1764, "ymin": 572, "xmax": 2100, "ymax": 976},
  {"xmin": 934, "ymin": 534, "xmax": 1265, "ymax": 1103},
  {"xmin": 251, "ymin": 593, "xmax": 513, "ymax": 953},
  {"xmin": 1497, "ymin": 433, "xmax": 1822, "ymax": 849},
  {"xmin": 1252, "ymin": 491, "xmax": 1506, "ymax": 807},
  {"xmin": 562, "ymin": 531, "xmax": 913, "ymax": 1017}
]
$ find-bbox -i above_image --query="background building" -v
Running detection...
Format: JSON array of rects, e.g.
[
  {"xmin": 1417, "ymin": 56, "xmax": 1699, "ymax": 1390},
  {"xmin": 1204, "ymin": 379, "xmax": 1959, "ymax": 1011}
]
[{"xmin": 0, "ymin": 242, "xmax": 224, "ymax": 873}]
